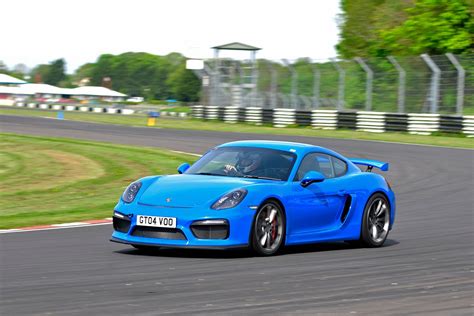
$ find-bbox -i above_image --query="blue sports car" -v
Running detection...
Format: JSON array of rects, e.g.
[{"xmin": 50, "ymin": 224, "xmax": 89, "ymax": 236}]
[{"xmin": 111, "ymin": 140, "xmax": 395, "ymax": 255}]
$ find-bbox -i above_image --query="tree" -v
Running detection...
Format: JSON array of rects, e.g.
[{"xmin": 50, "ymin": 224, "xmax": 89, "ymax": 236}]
[
  {"xmin": 44, "ymin": 59, "xmax": 66, "ymax": 85},
  {"xmin": 30, "ymin": 64, "xmax": 50, "ymax": 83},
  {"xmin": 85, "ymin": 51, "xmax": 198, "ymax": 100},
  {"xmin": 378, "ymin": 0, "xmax": 473, "ymax": 55},
  {"xmin": 337, "ymin": 0, "xmax": 474, "ymax": 57},
  {"xmin": 166, "ymin": 66, "xmax": 201, "ymax": 102},
  {"xmin": 30, "ymin": 59, "xmax": 67, "ymax": 85},
  {"xmin": 0, "ymin": 61, "xmax": 8, "ymax": 73}
]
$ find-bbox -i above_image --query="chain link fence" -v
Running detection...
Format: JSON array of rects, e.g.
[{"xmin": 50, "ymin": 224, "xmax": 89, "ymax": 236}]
[{"xmin": 198, "ymin": 54, "xmax": 473, "ymax": 115}]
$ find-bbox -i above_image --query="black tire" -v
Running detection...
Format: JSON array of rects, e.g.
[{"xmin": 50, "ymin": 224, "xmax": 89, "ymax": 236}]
[
  {"xmin": 251, "ymin": 201, "xmax": 286, "ymax": 256},
  {"xmin": 359, "ymin": 193, "xmax": 391, "ymax": 247},
  {"xmin": 132, "ymin": 244, "xmax": 159, "ymax": 252}
]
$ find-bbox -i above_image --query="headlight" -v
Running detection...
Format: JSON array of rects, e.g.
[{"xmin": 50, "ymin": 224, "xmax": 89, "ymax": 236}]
[
  {"xmin": 121, "ymin": 181, "xmax": 142, "ymax": 203},
  {"xmin": 212, "ymin": 189, "xmax": 247, "ymax": 210}
]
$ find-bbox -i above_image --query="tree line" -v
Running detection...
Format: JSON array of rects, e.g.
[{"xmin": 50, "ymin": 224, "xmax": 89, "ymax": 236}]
[
  {"xmin": 337, "ymin": 0, "xmax": 473, "ymax": 58},
  {"xmin": 1, "ymin": 52, "xmax": 201, "ymax": 102}
]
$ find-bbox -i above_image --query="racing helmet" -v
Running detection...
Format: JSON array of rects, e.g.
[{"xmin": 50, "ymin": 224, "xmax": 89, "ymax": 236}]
[{"xmin": 236, "ymin": 151, "xmax": 263, "ymax": 173}]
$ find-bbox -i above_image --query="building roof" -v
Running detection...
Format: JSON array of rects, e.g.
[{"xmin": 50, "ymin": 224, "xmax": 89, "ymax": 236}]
[
  {"xmin": 18, "ymin": 83, "xmax": 70, "ymax": 95},
  {"xmin": 212, "ymin": 42, "xmax": 261, "ymax": 51},
  {"xmin": 0, "ymin": 74, "xmax": 27, "ymax": 85},
  {"xmin": 0, "ymin": 83, "xmax": 126, "ymax": 98},
  {"xmin": 69, "ymin": 86, "xmax": 126, "ymax": 97},
  {"xmin": 0, "ymin": 86, "xmax": 33, "ymax": 95}
]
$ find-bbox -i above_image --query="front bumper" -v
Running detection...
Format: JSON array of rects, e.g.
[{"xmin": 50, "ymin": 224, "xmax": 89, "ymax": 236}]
[{"xmin": 110, "ymin": 202, "xmax": 256, "ymax": 249}]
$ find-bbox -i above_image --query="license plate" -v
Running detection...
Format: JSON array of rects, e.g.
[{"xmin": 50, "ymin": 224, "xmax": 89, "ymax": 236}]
[{"xmin": 136, "ymin": 215, "xmax": 176, "ymax": 228}]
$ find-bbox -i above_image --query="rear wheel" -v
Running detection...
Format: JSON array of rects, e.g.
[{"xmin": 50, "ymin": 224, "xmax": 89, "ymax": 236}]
[
  {"xmin": 251, "ymin": 201, "xmax": 285, "ymax": 256},
  {"xmin": 360, "ymin": 193, "xmax": 390, "ymax": 247}
]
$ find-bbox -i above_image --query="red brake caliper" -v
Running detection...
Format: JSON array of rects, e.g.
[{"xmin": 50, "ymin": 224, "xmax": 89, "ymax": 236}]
[{"xmin": 271, "ymin": 218, "xmax": 277, "ymax": 241}]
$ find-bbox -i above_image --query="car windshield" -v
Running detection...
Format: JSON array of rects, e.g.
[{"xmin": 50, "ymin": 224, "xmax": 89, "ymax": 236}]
[{"xmin": 186, "ymin": 147, "xmax": 296, "ymax": 181}]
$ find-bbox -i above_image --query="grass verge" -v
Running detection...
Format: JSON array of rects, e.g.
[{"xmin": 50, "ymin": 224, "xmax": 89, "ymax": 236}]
[
  {"xmin": 1, "ymin": 107, "xmax": 472, "ymax": 149},
  {"xmin": 0, "ymin": 133, "xmax": 197, "ymax": 229}
]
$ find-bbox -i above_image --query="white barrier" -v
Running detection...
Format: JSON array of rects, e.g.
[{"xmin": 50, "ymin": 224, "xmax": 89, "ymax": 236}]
[
  {"xmin": 245, "ymin": 107, "xmax": 263, "ymax": 124},
  {"xmin": 312, "ymin": 110, "xmax": 338, "ymax": 129},
  {"xmin": 205, "ymin": 106, "xmax": 219, "ymax": 120},
  {"xmin": 192, "ymin": 105, "xmax": 204, "ymax": 119},
  {"xmin": 408, "ymin": 113, "xmax": 440, "ymax": 135},
  {"xmin": 121, "ymin": 109, "xmax": 135, "ymax": 115},
  {"xmin": 356, "ymin": 111, "xmax": 386, "ymax": 133},
  {"xmin": 462, "ymin": 115, "xmax": 474, "ymax": 137},
  {"xmin": 0, "ymin": 99, "xmax": 15, "ymax": 106},
  {"xmin": 273, "ymin": 108, "xmax": 296, "ymax": 127},
  {"xmin": 224, "ymin": 106, "xmax": 239, "ymax": 123}
]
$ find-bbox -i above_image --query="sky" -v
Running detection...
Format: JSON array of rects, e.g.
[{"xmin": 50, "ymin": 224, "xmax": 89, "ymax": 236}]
[{"xmin": 2, "ymin": 0, "xmax": 341, "ymax": 73}]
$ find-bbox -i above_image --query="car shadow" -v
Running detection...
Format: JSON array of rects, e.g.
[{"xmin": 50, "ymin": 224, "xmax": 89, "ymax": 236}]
[{"xmin": 114, "ymin": 239, "xmax": 399, "ymax": 259}]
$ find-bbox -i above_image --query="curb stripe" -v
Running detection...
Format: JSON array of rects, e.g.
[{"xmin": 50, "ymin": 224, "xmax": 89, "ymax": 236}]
[{"xmin": 0, "ymin": 219, "xmax": 112, "ymax": 234}]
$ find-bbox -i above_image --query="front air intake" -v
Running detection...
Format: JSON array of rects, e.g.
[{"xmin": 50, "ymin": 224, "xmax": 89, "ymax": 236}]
[
  {"xmin": 190, "ymin": 220, "xmax": 229, "ymax": 239},
  {"xmin": 131, "ymin": 227, "xmax": 187, "ymax": 240},
  {"xmin": 113, "ymin": 216, "xmax": 131, "ymax": 233}
]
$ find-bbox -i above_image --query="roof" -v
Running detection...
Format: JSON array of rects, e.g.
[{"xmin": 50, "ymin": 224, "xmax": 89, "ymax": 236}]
[
  {"xmin": 69, "ymin": 86, "xmax": 126, "ymax": 97},
  {"xmin": 218, "ymin": 140, "xmax": 323, "ymax": 152},
  {"xmin": 0, "ymin": 83, "xmax": 126, "ymax": 97},
  {"xmin": 212, "ymin": 42, "xmax": 261, "ymax": 51},
  {"xmin": 0, "ymin": 86, "xmax": 33, "ymax": 95},
  {"xmin": 218, "ymin": 140, "xmax": 348, "ymax": 162},
  {"xmin": 0, "ymin": 74, "xmax": 27, "ymax": 85},
  {"xmin": 18, "ymin": 83, "xmax": 70, "ymax": 95}
]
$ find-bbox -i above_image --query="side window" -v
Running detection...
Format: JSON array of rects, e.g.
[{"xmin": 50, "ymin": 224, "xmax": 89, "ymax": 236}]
[
  {"xmin": 295, "ymin": 153, "xmax": 334, "ymax": 180},
  {"xmin": 331, "ymin": 156, "xmax": 347, "ymax": 177}
]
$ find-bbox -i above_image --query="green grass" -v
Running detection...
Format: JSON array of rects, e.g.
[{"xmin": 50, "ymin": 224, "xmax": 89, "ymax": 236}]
[
  {"xmin": 160, "ymin": 105, "xmax": 191, "ymax": 113},
  {"xmin": 463, "ymin": 107, "xmax": 474, "ymax": 116},
  {"xmin": 1, "ymin": 107, "xmax": 473, "ymax": 149},
  {"xmin": 0, "ymin": 133, "xmax": 197, "ymax": 229}
]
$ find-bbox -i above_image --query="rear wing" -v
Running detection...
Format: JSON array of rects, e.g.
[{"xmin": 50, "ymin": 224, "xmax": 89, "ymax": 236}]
[{"xmin": 349, "ymin": 158, "xmax": 389, "ymax": 172}]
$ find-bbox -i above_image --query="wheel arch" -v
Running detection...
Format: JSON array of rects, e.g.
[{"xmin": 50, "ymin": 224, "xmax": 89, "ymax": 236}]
[
  {"xmin": 248, "ymin": 196, "xmax": 287, "ymax": 248},
  {"xmin": 369, "ymin": 190, "xmax": 392, "ymax": 211}
]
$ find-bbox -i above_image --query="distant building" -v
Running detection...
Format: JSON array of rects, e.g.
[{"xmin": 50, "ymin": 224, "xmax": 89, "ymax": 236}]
[
  {"xmin": 69, "ymin": 86, "xmax": 126, "ymax": 102},
  {"xmin": 0, "ymin": 79, "xmax": 126, "ymax": 102},
  {"xmin": 0, "ymin": 74, "xmax": 27, "ymax": 86}
]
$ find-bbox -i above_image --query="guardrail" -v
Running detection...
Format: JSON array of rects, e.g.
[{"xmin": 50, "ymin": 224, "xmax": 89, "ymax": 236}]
[
  {"xmin": 3, "ymin": 102, "xmax": 189, "ymax": 118},
  {"xmin": 191, "ymin": 105, "xmax": 474, "ymax": 137},
  {"xmin": 16, "ymin": 102, "xmax": 136, "ymax": 115}
]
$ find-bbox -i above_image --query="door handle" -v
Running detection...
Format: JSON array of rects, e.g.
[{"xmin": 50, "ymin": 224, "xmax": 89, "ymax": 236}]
[{"xmin": 337, "ymin": 190, "xmax": 347, "ymax": 196}]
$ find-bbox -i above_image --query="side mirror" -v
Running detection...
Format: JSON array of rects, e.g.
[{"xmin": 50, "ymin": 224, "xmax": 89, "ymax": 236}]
[
  {"xmin": 300, "ymin": 171, "xmax": 325, "ymax": 187},
  {"xmin": 177, "ymin": 163, "xmax": 190, "ymax": 174}
]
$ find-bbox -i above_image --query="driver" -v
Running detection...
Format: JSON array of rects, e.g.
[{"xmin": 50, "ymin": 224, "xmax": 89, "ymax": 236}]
[{"xmin": 224, "ymin": 151, "xmax": 264, "ymax": 176}]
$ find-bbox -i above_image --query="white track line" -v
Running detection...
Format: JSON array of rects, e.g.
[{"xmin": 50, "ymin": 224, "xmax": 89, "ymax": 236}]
[
  {"xmin": 170, "ymin": 150, "xmax": 201, "ymax": 157},
  {"xmin": 0, "ymin": 222, "xmax": 112, "ymax": 234}
]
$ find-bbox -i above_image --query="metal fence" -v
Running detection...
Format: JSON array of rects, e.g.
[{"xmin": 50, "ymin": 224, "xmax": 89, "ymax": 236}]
[{"xmin": 196, "ymin": 54, "xmax": 473, "ymax": 115}]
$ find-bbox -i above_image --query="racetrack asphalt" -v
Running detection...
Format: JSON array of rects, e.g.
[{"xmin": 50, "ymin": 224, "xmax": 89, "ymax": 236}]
[{"xmin": 1, "ymin": 114, "xmax": 473, "ymax": 315}]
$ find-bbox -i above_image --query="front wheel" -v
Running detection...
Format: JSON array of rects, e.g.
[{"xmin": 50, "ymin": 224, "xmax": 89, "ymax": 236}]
[
  {"xmin": 360, "ymin": 193, "xmax": 391, "ymax": 247},
  {"xmin": 251, "ymin": 201, "xmax": 286, "ymax": 256}
]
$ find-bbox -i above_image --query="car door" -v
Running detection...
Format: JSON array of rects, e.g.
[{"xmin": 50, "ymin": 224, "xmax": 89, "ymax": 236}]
[{"xmin": 287, "ymin": 153, "xmax": 349, "ymax": 237}]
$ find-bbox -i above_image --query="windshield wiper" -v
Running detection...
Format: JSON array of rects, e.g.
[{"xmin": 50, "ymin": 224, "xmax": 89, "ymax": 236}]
[
  {"xmin": 241, "ymin": 175, "xmax": 281, "ymax": 181},
  {"xmin": 193, "ymin": 172, "xmax": 223, "ymax": 176}
]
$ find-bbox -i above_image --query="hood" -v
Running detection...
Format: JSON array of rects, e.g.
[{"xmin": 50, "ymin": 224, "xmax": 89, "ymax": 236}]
[{"xmin": 138, "ymin": 174, "xmax": 259, "ymax": 208}]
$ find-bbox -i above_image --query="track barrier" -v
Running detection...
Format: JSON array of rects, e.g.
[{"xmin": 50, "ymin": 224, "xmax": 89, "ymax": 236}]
[{"xmin": 191, "ymin": 105, "xmax": 473, "ymax": 137}]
